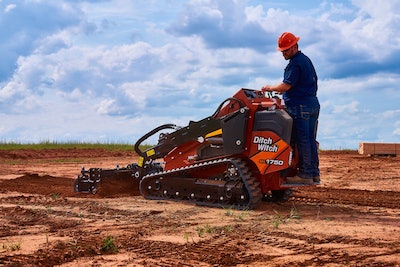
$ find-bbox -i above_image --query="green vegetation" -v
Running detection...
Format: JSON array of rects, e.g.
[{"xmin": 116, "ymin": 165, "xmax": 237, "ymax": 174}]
[
  {"xmin": 100, "ymin": 235, "xmax": 118, "ymax": 253},
  {"xmin": 196, "ymin": 224, "xmax": 234, "ymax": 238},
  {"xmin": 50, "ymin": 193, "xmax": 60, "ymax": 200},
  {"xmin": 2, "ymin": 240, "xmax": 21, "ymax": 251},
  {"xmin": 197, "ymin": 224, "xmax": 216, "ymax": 236},
  {"xmin": 271, "ymin": 205, "xmax": 301, "ymax": 229},
  {"xmin": 237, "ymin": 210, "xmax": 251, "ymax": 221},
  {"xmin": 183, "ymin": 232, "xmax": 194, "ymax": 243},
  {"xmin": 224, "ymin": 208, "xmax": 233, "ymax": 216},
  {"xmin": 223, "ymin": 208, "xmax": 252, "ymax": 221},
  {"xmin": 0, "ymin": 141, "xmax": 153, "ymax": 151}
]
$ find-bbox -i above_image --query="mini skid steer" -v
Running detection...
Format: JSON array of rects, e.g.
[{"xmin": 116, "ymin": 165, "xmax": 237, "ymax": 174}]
[{"xmin": 73, "ymin": 88, "xmax": 319, "ymax": 209}]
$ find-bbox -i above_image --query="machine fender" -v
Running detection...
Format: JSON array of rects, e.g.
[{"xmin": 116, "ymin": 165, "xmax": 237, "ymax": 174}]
[{"xmin": 248, "ymin": 131, "xmax": 292, "ymax": 174}]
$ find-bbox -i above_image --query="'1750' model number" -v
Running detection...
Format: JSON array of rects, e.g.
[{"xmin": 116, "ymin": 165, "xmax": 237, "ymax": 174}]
[{"xmin": 264, "ymin": 159, "xmax": 284, "ymax": 165}]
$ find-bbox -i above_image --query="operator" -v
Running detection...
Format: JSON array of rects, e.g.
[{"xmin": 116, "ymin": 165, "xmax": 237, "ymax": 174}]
[{"xmin": 261, "ymin": 32, "xmax": 320, "ymax": 185}]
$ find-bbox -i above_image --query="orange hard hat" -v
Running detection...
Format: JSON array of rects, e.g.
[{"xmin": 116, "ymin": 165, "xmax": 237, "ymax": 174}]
[{"xmin": 277, "ymin": 32, "xmax": 300, "ymax": 51}]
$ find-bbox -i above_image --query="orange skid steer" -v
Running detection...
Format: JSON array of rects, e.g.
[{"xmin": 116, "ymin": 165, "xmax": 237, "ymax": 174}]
[{"xmin": 73, "ymin": 88, "xmax": 318, "ymax": 209}]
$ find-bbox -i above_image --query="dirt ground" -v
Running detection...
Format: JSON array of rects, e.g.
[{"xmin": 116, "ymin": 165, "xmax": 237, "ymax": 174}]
[{"xmin": 0, "ymin": 148, "xmax": 399, "ymax": 267}]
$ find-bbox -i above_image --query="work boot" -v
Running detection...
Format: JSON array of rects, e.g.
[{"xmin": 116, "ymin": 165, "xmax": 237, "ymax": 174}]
[
  {"xmin": 313, "ymin": 176, "xmax": 320, "ymax": 183},
  {"xmin": 286, "ymin": 175, "xmax": 313, "ymax": 184}
]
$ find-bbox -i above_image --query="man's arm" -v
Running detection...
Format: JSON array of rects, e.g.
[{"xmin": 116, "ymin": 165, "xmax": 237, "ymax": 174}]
[{"xmin": 261, "ymin": 82, "xmax": 291, "ymax": 93}]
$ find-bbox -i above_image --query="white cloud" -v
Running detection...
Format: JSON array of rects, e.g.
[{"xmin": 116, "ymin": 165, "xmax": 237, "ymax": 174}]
[
  {"xmin": 382, "ymin": 110, "xmax": 400, "ymax": 119},
  {"xmin": 332, "ymin": 101, "xmax": 359, "ymax": 114},
  {"xmin": 4, "ymin": 4, "xmax": 16, "ymax": 12},
  {"xmin": 393, "ymin": 122, "xmax": 400, "ymax": 136}
]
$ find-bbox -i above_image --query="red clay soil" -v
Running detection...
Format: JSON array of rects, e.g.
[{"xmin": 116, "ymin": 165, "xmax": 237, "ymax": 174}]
[{"xmin": 0, "ymin": 149, "xmax": 399, "ymax": 266}]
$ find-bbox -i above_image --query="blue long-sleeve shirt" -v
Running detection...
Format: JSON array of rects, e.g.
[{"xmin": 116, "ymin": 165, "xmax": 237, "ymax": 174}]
[{"xmin": 282, "ymin": 51, "xmax": 318, "ymax": 107}]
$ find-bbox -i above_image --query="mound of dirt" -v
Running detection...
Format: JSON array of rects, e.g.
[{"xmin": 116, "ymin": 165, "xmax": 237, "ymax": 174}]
[
  {"xmin": 0, "ymin": 173, "xmax": 141, "ymax": 198},
  {"xmin": 0, "ymin": 174, "xmax": 76, "ymax": 197}
]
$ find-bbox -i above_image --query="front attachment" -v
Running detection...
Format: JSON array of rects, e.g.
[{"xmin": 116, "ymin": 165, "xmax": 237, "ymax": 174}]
[
  {"xmin": 73, "ymin": 162, "xmax": 163, "ymax": 194},
  {"xmin": 73, "ymin": 164, "xmax": 140, "ymax": 194}
]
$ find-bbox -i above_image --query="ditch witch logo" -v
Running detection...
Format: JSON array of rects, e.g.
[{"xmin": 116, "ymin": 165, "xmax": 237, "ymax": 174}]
[{"xmin": 253, "ymin": 136, "xmax": 279, "ymax": 152}]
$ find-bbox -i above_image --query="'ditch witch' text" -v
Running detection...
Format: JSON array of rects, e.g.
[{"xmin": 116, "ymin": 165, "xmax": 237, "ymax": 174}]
[{"xmin": 253, "ymin": 136, "xmax": 278, "ymax": 152}]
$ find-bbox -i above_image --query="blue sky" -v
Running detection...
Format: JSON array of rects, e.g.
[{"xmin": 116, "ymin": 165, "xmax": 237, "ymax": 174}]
[{"xmin": 1, "ymin": 0, "xmax": 399, "ymax": 149}]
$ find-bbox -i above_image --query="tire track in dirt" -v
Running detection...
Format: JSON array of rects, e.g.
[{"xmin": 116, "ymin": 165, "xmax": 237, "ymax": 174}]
[
  {"xmin": 291, "ymin": 187, "xmax": 400, "ymax": 209},
  {"xmin": 252, "ymin": 230, "xmax": 400, "ymax": 266},
  {"xmin": 112, "ymin": 224, "xmax": 400, "ymax": 266}
]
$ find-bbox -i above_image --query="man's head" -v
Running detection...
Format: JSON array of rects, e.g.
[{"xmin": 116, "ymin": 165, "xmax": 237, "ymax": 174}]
[{"xmin": 277, "ymin": 32, "xmax": 299, "ymax": 60}]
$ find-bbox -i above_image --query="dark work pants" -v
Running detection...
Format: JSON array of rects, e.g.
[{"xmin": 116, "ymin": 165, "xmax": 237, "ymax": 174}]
[{"xmin": 287, "ymin": 102, "xmax": 320, "ymax": 179}]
